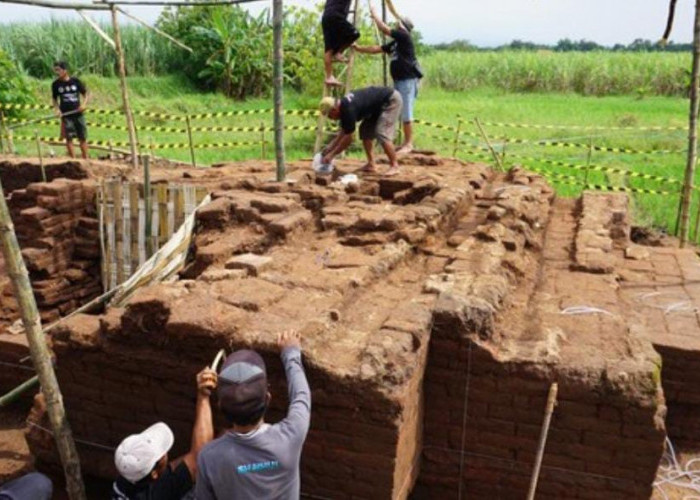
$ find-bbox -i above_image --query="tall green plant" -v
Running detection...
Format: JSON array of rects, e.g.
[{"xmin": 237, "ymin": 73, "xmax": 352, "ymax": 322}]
[{"xmin": 0, "ymin": 48, "xmax": 33, "ymax": 116}]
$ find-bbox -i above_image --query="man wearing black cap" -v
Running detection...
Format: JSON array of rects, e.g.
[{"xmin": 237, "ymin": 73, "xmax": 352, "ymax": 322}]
[{"xmin": 195, "ymin": 330, "xmax": 311, "ymax": 500}]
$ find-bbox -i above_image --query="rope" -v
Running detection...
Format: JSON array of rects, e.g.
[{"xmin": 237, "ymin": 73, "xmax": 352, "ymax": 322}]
[
  {"xmin": 0, "ymin": 360, "xmax": 35, "ymax": 372},
  {"xmin": 637, "ymin": 292, "xmax": 698, "ymax": 315},
  {"xmin": 654, "ymin": 437, "xmax": 700, "ymax": 500},
  {"xmin": 457, "ymin": 339, "xmax": 473, "ymax": 500},
  {"xmin": 27, "ymin": 421, "xmax": 117, "ymax": 452},
  {"xmin": 560, "ymin": 306, "xmax": 615, "ymax": 316}
]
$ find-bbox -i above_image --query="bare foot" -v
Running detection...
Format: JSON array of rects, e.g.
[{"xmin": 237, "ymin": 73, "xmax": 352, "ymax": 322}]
[
  {"xmin": 358, "ymin": 163, "xmax": 378, "ymax": 173},
  {"xmin": 325, "ymin": 77, "xmax": 342, "ymax": 87},
  {"xmin": 332, "ymin": 54, "xmax": 348, "ymax": 63},
  {"xmin": 384, "ymin": 166, "xmax": 400, "ymax": 177},
  {"xmin": 396, "ymin": 144, "xmax": 413, "ymax": 155}
]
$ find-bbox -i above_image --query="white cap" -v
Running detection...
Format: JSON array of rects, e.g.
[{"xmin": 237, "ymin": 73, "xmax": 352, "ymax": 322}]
[{"xmin": 114, "ymin": 422, "xmax": 174, "ymax": 483}]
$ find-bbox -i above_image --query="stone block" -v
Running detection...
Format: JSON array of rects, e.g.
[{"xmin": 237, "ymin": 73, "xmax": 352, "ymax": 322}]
[{"xmin": 224, "ymin": 253, "xmax": 273, "ymax": 277}]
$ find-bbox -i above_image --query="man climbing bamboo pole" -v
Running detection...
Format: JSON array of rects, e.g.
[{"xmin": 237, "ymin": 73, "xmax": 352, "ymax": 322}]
[{"xmin": 0, "ymin": 180, "xmax": 86, "ymax": 499}]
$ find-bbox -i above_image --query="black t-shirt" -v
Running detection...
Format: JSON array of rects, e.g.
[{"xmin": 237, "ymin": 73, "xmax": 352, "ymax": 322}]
[
  {"xmin": 323, "ymin": 0, "xmax": 351, "ymax": 18},
  {"xmin": 111, "ymin": 462, "xmax": 193, "ymax": 500},
  {"xmin": 51, "ymin": 77, "xmax": 86, "ymax": 114},
  {"xmin": 382, "ymin": 29, "xmax": 421, "ymax": 81},
  {"xmin": 339, "ymin": 86, "xmax": 394, "ymax": 134}
]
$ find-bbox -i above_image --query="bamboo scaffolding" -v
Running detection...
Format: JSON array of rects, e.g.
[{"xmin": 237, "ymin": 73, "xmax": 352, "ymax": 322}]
[
  {"xmin": 157, "ymin": 183, "xmax": 168, "ymax": 247},
  {"xmin": 75, "ymin": 9, "xmax": 116, "ymax": 49},
  {"xmin": 110, "ymin": 5, "xmax": 139, "ymax": 169},
  {"xmin": 272, "ymin": 0, "xmax": 285, "ymax": 181},
  {"xmin": 679, "ymin": 0, "xmax": 700, "ymax": 247},
  {"xmin": 0, "ymin": 179, "xmax": 87, "ymax": 500},
  {"xmin": 527, "ymin": 383, "xmax": 559, "ymax": 500},
  {"xmin": 0, "ymin": 0, "xmax": 262, "ymax": 8},
  {"xmin": 174, "ymin": 186, "xmax": 185, "ymax": 230},
  {"xmin": 116, "ymin": 7, "xmax": 193, "ymax": 53}
]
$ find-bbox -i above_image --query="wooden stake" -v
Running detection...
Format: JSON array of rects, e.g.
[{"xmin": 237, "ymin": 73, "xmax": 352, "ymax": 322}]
[
  {"xmin": 185, "ymin": 115, "xmax": 196, "ymax": 168},
  {"xmin": 584, "ymin": 136, "xmax": 594, "ymax": 185},
  {"xmin": 261, "ymin": 121, "xmax": 266, "ymax": 160},
  {"xmin": 111, "ymin": 5, "xmax": 139, "ymax": 169},
  {"xmin": 35, "ymin": 131, "xmax": 46, "ymax": 182},
  {"xmin": 104, "ymin": 181, "xmax": 115, "ymax": 290},
  {"xmin": 0, "ymin": 179, "xmax": 87, "ymax": 500},
  {"xmin": 452, "ymin": 116, "xmax": 462, "ymax": 159},
  {"xmin": 0, "ymin": 110, "xmax": 6, "ymax": 154},
  {"xmin": 679, "ymin": 0, "xmax": 700, "ymax": 247},
  {"xmin": 382, "ymin": 0, "xmax": 388, "ymax": 86},
  {"xmin": 97, "ymin": 183, "xmax": 108, "ymax": 291},
  {"xmin": 526, "ymin": 382, "xmax": 558, "ymax": 500},
  {"xmin": 272, "ymin": 0, "xmax": 286, "ymax": 182},
  {"xmin": 474, "ymin": 117, "xmax": 503, "ymax": 172},
  {"xmin": 143, "ymin": 155, "xmax": 153, "ymax": 257},
  {"xmin": 174, "ymin": 186, "xmax": 185, "ymax": 231}
]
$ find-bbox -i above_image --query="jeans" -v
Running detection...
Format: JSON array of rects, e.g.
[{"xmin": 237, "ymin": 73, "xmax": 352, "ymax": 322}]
[
  {"xmin": 0, "ymin": 473, "xmax": 53, "ymax": 500},
  {"xmin": 394, "ymin": 78, "xmax": 419, "ymax": 122}
]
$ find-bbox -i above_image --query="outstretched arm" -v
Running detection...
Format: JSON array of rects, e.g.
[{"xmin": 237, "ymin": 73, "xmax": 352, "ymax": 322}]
[
  {"xmin": 277, "ymin": 330, "xmax": 311, "ymax": 443},
  {"xmin": 353, "ymin": 43, "xmax": 384, "ymax": 54},
  {"xmin": 323, "ymin": 132, "xmax": 353, "ymax": 164},
  {"xmin": 369, "ymin": 3, "xmax": 392, "ymax": 37},
  {"xmin": 172, "ymin": 367, "xmax": 217, "ymax": 479}
]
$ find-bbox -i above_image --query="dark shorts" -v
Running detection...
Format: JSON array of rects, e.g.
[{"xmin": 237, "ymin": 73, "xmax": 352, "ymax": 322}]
[
  {"xmin": 322, "ymin": 15, "xmax": 360, "ymax": 53},
  {"xmin": 359, "ymin": 90, "xmax": 403, "ymax": 144},
  {"xmin": 61, "ymin": 114, "xmax": 87, "ymax": 142}
]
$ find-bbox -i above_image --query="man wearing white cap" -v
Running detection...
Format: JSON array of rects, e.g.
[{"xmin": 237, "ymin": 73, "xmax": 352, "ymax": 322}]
[{"xmin": 111, "ymin": 367, "xmax": 217, "ymax": 500}]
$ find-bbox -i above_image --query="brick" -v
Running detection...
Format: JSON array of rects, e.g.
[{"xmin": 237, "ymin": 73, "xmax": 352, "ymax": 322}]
[{"xmin": 224, "ymin": 253, "xmax": 273, "ymax": 276}]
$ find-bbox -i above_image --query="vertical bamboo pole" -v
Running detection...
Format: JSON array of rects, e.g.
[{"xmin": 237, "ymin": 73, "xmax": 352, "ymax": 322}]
[
  {"xmin": 113, "ymin": 181, "xmax": 124, "ymax": 285},
  {"xmin": 185, "ymin": 115, "xmax": 196, "ymax": 168},
  {"xmin": 157, "ymin": 184, "xmax": 168, "ymax": 247},
  {"xmin": 174, "ymin": 186, "xmax": 185, "ymax": 231},
  {"xmin": 35, "ymin": 131, "xmax": 46, "ymax": 183},
  {"xmin": 104, "ymin": 181, "xmax": 115, "ymax": 290},
  {"xmin": 527, "ymin": 383, "xmax": 558, "ymax": 500},
  {"xmin": 584, "ymin": 136, "xmax": 594, "ymax": 185},
  {"xmin": 97, "ymin": 183, "xmax": 108, "ymax": 291},
  {"xmin": 0, "ymin": 111, "xmax": 6, "ymax": 154},
  {"xmin": 111, "ymin": 5, "xmax": 139, "ymax": 169},
  {"xmin": 143, "ymin": 155, "xmax": 153, "ymax": 257},
  {"xmin": 0, "ymin": 179, "xmax": 87, "ymax": 500},
  {"xmin": 273, "ymin": 0, "xmax": 286, "ymax": 182},
  {"xmin": 261, "ymin": 121, "xmax": 266, "ymax": 160},
  {"xmin": 452, "ymin": 116, "xmax": 462, "ymax": 159},
  {"xmin": 382, "ymin": 0, "xmax": 388, "ymax": 86},
  {"xmin": 129, "ymin": 183, "xmax": 139, "ymax": 272},
  {"xmin": 679, "ymin": 0, "xmax": 700, "ymax": 247}
]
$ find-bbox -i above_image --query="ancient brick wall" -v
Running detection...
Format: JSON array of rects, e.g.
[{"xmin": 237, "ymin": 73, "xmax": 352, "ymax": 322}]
[{"xmin": 2, "ymin": 179, "xmax": 102, "ymax": 325}]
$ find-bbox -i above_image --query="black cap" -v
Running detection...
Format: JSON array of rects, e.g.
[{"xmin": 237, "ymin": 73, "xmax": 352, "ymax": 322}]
[{"xmin": 217, "ymin": 350, "xmax": 268, "ymax": 420}]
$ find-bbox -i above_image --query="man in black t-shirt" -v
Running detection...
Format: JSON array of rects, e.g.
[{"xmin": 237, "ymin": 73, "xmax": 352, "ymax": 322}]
[
  {"xmin": 354, "ymin": 2, "xmax": 422, "ymax": 154},
  {"xmin": 319, "ymin": 86, "xmax": 403, "ymax": 176},
  {"xmin": 51, "ymin": 61, "xmax": 89, "ymax": 159},
  {"xmin": 111, "ymin": 367, "xmax": 217, "ymax": 500},
  {"xmin": 322, "ymin": 0, "xmax": 360, "ymax": 87}
]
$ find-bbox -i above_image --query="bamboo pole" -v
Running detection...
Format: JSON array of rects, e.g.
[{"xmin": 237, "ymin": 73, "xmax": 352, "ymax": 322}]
[
  {"xmin": 1, "ymin": 111, "xmax": 14, "ymax": 154},
  {"xmin": 35, "ymin": 131, "xmax": 46, "ymax": 182},
  {"xmin": 261, "ymin": 121, "xmax": 266, "ymax": 160},
  {"xmin": 382, "ymin": 0, "xmax": 388, "ymax": 86},
  {"xmin": 76, "ymin": 9, "xmax": 116, "ymax": 49},
  {"xmin": 143, "ymin": 155, "xmax": 153, "ymax": 257},
  {"xmin": 116, "ymin": 7, "xmax": 193, "ymax": 53},
  {"xmin": 0, "ymin": 179, "xmax": 87, "ymax": 500},
  {"xmin": 113, "ymin": 181, "xmax": 125, "ymax": 284},
  {"xmin": 272, "ymin": 0, "xmax": 285, "ymax": 182},
  {"xmin": 0, "ymin": 0, "xmax": 264, "ymax": 9},
  {"xmin": 104, "ymin": 181, "xmax": 115, "ymax": 290},
  {"xmin": 174, "ymin": 186, "xmax": 185, "ymax": 231},
  {"xmin": 0, "ymin": 375, "xmax": 39, "ymax": 408},
  {"xmin": 185, "ymin": 115, "xmax": 196, "ymax": 168},
  {"xmin": 97, "ymin": 183, "xmax": 108, "ymax": 291},
  {"xmin": 157, "ymin": 184, "xmax": 168, "ymax": 246},
  {"xmin": 584, "ymin": 136, "xmax": 594, "ymax": 185},
  {"xmin": 129, "ymin": 183, "xmax": 140, "ymax": 273},
  {"xmin": 0, "ymin": 110, "xmax": 6, "ymax": 154},
  {"xmin": 452, "ymin": 116, "xmax": 462, "ymax": 158},
  {"xmin": 111, "ymin": 5, "xmax": 139, "ymax": 169},
  {"xmin": 527, "ymin": 383, "xmax": 558, "ymax": 500},
  {"xmin": 680, "ymin": 0, "xmax": 700, "ymax": 248},
  {"xmin": 474, "ymin": 117, "xmax": 503, "ymax": 171}
]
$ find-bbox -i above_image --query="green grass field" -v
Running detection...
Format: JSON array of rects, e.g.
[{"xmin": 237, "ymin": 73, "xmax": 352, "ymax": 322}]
[{"xmin": 3, "ymin": 76, "xmax": 692, "ymax": 235}]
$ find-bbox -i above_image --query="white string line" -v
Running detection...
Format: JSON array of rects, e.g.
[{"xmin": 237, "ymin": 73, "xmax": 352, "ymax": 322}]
[{"xmin": 560, "ymin": 306, "xmax": 615, "ymax": 316}]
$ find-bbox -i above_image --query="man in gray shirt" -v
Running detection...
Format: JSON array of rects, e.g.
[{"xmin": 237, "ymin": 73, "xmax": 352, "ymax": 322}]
[{"xmin": 195, "ymin": 330, "xmax": 311, "ymax": 499}]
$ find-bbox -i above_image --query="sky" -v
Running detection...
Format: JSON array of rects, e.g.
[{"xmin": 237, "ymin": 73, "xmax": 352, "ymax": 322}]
[{"xmin": 0, "ymin": 0, "xmax": 695, "ymax": 46}]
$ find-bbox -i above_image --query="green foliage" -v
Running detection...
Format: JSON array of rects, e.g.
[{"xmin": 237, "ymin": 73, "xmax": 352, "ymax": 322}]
[
  {"xmin": 422, "ymin": 50, "xmax": 690, "ymax": 96},
  {"xmin": 0, "ymin": 48, "xmax": 33, "ymax": 116},
  {"xmin": 0, "ymin": 19, "xmax": 176, "ymax": 78}
]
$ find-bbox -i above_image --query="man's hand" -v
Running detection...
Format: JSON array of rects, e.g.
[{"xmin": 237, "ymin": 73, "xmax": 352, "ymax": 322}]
[
  {"xmin": 78, "ymin": 105, "xmax": 87, "ymax": 113},
  {"xmin": 196, "ymin": 368, "xmax": 217, "ymax": 397},
  {"xmin": 53, "ymin": 108, "xmax": 62, "ymax": 118},
  {"xmin": 277, "ymin": 330, "xmax": 302, "ymax": 351},
  {"xmin": 322, "ymin": 153, "xmax": 333, "ymax": 165}
]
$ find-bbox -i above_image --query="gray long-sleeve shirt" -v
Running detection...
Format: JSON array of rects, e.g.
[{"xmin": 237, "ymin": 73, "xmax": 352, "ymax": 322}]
[{"xmin": 195, "ymin": 346, "xmax": 311, "ymax": 500}]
